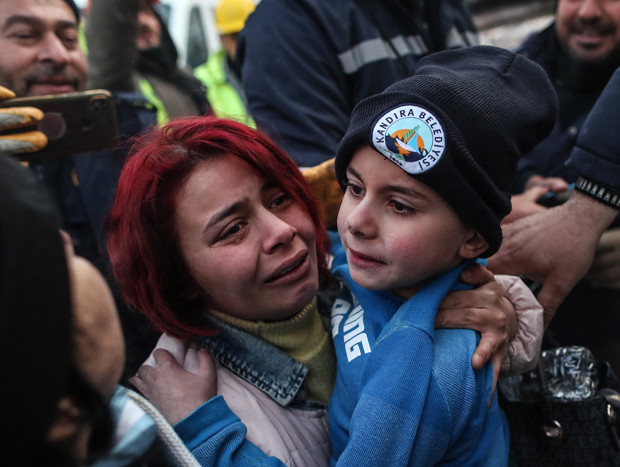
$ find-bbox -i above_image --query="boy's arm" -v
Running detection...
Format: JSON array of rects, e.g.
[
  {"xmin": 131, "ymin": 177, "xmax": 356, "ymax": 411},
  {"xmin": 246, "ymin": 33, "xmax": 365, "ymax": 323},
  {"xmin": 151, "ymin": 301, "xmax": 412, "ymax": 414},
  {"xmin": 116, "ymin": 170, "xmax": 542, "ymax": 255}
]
[
  {"xmin": 174, "ymin": 396, "xmax": 287, "ymax": 466},
  {"xmin": 332, "ymin": 327, "xmax": 448, "ymax": 465},
  {"xmin": 132, "ymin": 341, "xmax": 286, "ymax": 466}
]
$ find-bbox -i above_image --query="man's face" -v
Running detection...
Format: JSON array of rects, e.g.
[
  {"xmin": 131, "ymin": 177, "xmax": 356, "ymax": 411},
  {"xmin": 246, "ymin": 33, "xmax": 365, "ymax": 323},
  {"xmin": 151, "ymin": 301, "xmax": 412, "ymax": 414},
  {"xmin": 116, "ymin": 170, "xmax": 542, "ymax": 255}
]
[
  {"xmin": 136, "ymin": 1, "xmax": 162, "ymax": 50},
  {"xmin": 556, "ymin": 0, "xmax": 620, "ymax": 65},
  {"xmin": 0, "ymin": 0, "xmax": 87, "ymax": 97}
]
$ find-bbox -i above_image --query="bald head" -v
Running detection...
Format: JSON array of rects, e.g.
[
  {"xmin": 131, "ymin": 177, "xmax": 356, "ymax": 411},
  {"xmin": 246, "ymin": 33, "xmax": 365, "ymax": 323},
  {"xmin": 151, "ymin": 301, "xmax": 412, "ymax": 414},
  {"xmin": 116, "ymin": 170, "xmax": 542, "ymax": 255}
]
[{"xmin": 68, "ymin": 254, "xmax": 125, "ymax": 399}]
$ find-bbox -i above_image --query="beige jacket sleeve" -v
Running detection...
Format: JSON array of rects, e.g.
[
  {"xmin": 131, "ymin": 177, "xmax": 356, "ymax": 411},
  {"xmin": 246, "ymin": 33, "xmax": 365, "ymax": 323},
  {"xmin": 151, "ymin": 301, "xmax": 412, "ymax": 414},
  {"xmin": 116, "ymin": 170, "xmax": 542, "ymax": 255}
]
[{"xmin": 496, "ymin": 274, "xmax": 544, "ymax": 375}]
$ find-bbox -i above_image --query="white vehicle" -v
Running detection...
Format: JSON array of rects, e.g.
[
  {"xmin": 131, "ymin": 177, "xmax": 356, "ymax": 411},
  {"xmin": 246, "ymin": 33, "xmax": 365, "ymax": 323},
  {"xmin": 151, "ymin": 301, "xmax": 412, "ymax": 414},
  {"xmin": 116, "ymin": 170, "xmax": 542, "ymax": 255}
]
[{"xmin": 156, "ymin": 0, "xmax": 222, "ymax": 70}]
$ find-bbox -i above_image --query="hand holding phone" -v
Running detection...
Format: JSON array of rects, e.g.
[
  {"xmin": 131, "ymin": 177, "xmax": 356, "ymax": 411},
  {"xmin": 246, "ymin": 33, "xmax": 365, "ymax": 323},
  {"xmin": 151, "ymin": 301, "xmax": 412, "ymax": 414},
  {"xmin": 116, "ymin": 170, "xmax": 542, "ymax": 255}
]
[
  {"xmin": 0, "ymin": 90, "xmax": 119, "ymax": 161},
  {"xmin": 0, "ymin": 85, "xmax": 48, "ymax": 155},
  {"xmin": 536, "ymin": 183, "xmax": 576, "ymax": 208}
]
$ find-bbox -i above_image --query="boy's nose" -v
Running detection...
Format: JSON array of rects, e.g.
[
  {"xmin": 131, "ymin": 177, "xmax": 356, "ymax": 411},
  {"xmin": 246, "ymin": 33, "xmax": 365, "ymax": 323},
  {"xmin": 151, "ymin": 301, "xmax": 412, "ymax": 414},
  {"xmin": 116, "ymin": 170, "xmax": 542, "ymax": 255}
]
[{"xmin": 346, "ymin": 205, "xmax": 376, "ymax": 239}]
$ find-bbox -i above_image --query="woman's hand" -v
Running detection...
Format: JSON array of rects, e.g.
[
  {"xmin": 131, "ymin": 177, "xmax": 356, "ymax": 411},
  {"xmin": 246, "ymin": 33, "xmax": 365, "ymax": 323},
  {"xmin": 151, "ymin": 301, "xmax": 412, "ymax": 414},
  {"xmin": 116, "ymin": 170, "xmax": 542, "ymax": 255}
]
[
  {"xmin": 130, "ymin": 347, "xmax": 217, "ymax": 425},
  {"xmin": 435, "ymin": 263, "xmax": 516, "ymax": 389}
]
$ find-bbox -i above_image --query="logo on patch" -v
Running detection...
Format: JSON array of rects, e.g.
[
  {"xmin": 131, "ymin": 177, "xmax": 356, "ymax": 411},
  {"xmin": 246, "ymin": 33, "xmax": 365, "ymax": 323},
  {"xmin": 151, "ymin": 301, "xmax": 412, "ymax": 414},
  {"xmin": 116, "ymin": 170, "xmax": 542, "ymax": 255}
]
[{"xmin": 372, "ymin": 105, "xmax": 446, "ymax": 174}]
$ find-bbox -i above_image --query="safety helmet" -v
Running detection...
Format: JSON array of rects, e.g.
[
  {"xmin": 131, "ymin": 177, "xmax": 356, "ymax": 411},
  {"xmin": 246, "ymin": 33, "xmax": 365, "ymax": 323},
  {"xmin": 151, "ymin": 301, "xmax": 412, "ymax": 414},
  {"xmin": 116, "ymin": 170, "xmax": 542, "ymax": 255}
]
[{"xmin": 215, "ymin": 0, "xmax": 256, "ymax": 35}]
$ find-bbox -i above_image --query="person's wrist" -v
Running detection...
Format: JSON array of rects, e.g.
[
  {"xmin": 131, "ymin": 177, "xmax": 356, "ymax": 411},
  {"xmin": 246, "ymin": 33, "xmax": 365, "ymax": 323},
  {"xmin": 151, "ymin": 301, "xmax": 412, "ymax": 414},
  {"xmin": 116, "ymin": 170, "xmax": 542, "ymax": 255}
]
[
  {"xmin": 562, "ymin": 189, "xmax": 617, "ymax": 237},
  {"xmin": 575, "ymin": 176, "xmax": 620, "ymax": 210}
]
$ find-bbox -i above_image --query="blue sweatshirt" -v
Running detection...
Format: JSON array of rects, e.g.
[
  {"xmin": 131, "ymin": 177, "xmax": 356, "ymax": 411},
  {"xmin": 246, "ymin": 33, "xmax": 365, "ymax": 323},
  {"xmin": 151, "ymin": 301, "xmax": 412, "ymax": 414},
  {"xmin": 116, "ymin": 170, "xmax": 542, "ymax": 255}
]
[
  {"xmin": 172, "ymin": 244, "xmax": 508, "ymax": 466},
  {"xmin": 328, "ymin": 247, "xmax": 509, "ymax": 466}
]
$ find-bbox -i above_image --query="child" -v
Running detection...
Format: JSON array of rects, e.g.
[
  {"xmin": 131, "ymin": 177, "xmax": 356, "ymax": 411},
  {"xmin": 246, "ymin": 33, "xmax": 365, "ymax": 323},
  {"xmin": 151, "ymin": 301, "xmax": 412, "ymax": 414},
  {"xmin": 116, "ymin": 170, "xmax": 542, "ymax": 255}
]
[{"xmin": 328, "ymin": 45, "xmax": 557, "ymax": 465}]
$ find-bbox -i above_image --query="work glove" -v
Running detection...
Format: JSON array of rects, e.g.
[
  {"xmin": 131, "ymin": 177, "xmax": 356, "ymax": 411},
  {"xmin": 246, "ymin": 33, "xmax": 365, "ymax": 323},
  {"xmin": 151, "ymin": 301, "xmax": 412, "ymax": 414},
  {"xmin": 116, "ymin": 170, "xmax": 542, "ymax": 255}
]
[
  {"xmin": 301, "ymin": 158, "xmax": 343, "ymax": 229},
  {"xmin": 0, "ymin": 86, "xmax": 47, "ymax": 155}
]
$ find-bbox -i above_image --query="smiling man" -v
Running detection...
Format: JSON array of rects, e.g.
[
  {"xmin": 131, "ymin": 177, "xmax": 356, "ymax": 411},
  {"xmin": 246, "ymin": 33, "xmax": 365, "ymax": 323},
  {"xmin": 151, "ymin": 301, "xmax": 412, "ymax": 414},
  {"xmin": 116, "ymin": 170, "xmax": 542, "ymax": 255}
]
[
  {"xmin": 0, "ymin": 0, "xmax": 86, "ymax": 97},
  {"xmin": 556, "ymin": 0, "xmax": 620, "ymax": 64}
]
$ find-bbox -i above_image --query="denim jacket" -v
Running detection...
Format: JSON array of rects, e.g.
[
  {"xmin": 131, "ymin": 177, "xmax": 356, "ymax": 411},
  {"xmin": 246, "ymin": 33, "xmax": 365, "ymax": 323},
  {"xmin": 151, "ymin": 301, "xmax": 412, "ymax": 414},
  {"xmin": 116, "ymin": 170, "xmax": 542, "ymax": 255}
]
[
  {"xmin": 197, "ymin": 314, "xmax": 326, "ymax": 410},
  {"xmin": 169, "ymin": 293, "xmax": 336, "ymax": 466}
]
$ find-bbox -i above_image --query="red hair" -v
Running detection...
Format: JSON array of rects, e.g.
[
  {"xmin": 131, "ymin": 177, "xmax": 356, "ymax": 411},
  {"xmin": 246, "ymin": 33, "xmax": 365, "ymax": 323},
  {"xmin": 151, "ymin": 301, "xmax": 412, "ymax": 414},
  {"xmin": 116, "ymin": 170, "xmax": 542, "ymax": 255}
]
[{"xmin": 106, "ymin": 116, "xmax": 329, "ymax": 339}]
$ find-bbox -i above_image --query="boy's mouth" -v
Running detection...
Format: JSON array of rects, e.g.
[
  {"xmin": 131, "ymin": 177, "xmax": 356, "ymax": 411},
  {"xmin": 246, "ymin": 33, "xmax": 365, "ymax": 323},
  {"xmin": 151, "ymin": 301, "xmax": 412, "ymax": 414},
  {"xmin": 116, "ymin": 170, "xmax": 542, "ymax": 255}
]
[{"xmin": 348, "ymin": 248, "xmax": 387, "ymax": 267}]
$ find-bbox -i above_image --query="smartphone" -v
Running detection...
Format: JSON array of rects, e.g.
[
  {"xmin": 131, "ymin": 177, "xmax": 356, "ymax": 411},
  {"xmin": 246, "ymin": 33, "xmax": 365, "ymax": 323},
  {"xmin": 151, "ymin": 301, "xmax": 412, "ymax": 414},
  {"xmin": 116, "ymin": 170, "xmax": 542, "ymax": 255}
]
[
  {"xmin": 537, "ymin": 183, "xmax": 575, "ymax": 208},
  {"xmin": 0, "ymin": 89, "xmax": 119, "ymax": 161}
]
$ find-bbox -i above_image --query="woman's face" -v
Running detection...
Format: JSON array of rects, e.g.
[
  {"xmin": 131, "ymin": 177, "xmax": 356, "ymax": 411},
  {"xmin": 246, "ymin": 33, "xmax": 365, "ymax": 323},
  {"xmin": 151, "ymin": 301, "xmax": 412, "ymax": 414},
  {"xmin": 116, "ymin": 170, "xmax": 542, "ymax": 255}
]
[{"xmin": 175, "ymin": 156, "xmax": 319, "ymax": 321}]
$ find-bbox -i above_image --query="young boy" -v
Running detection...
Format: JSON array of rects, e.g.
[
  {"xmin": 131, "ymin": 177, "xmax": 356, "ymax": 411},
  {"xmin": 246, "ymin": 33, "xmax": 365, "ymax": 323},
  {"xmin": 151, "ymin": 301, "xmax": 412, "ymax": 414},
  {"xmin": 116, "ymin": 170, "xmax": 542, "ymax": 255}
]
[{"xmin": 328, "ymin": 45, "xmax": 558, "ymax": 465}]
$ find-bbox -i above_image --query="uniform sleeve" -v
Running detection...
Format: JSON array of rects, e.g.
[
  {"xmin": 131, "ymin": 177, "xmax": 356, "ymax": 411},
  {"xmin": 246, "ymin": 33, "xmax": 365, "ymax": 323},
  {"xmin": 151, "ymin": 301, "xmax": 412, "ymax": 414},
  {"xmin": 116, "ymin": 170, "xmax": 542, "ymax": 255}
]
[
  {"xmin": 237, "ymin": 0, "xmax": 350, "ymax": 167},
  {"xmin": 174, "ymin": 395, "xmax": 287, "ymax": 467},
  {"xmin": 566, "ymin": 67, "xmax": 620, "ymax": 191}
]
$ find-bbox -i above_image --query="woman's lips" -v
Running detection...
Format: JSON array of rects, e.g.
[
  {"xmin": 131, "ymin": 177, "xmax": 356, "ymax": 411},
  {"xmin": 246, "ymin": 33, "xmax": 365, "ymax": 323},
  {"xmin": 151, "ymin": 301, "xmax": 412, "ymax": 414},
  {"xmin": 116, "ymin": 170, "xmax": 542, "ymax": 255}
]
[{"xmin": 265, "ymin": 251, "xmax": 310, "ymax": 285}]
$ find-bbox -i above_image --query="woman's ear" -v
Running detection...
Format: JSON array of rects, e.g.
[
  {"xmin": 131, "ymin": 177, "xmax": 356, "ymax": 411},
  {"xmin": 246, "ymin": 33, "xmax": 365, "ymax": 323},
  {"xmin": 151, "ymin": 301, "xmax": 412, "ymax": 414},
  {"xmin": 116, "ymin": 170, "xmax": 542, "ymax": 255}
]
[{"xmin": 459, "ymin": 231, "xmax": 489, "ymax": 259}]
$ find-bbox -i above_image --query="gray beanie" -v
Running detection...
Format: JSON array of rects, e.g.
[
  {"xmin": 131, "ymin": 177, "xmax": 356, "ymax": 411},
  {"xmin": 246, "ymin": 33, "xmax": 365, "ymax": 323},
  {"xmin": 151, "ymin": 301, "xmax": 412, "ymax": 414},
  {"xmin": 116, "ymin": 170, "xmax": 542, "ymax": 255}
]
[{"xmin": 335, "ymin": 46, "xmax": 558, "ymax": 257}]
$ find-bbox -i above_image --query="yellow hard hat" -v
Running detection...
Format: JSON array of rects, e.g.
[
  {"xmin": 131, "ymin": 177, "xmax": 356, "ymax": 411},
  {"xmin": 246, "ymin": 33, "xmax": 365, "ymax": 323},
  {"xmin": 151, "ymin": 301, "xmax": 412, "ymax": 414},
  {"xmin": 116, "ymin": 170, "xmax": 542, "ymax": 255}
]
[{"xmin": 215, "ymin": 0, "xmax": 256, "ymax": 35}]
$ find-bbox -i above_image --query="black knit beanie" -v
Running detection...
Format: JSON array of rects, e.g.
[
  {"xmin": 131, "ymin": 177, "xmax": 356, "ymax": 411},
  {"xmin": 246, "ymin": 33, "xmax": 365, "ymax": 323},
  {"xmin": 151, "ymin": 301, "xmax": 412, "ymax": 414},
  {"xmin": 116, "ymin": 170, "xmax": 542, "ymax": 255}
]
[
  {"xmin": 62, "ymin": 0, "xmax": 81, "ymax": 21},
  {"xmin": 0, "ymin": 155, "xmax": 72, "ymax": 465},
  {"xmin": 335, "ymin": 45, "xmax": 558, "ymax": 257}
]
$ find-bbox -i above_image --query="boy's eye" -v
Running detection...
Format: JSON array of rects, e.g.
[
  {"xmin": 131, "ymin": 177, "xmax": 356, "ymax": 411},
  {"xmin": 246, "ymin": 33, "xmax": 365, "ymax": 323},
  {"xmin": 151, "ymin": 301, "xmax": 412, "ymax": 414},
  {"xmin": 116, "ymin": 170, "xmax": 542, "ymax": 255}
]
[
  {"xmin": 345, "ymin": 182, "xmax": 363, "ymax": 197},
  {"xmin": 390, "ymin": 200, "xmax": 415, "ymax": 214}
]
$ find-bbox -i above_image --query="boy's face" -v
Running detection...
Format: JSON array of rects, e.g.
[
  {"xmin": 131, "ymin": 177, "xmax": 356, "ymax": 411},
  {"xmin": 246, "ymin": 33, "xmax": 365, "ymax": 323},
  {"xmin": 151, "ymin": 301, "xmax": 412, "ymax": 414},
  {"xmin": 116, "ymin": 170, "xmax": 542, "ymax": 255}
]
[{"xmin": 337, "ymin": 146, "xmax": 481, "ymax": 299}]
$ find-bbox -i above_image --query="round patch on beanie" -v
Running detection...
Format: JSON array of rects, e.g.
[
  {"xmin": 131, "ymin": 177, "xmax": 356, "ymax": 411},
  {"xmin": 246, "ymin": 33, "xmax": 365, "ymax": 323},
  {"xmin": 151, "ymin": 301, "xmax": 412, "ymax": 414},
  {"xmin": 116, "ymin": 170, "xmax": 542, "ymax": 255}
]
[{"xmin": 371, "ymin": 105, "xmax": 446, "ymax": 174}]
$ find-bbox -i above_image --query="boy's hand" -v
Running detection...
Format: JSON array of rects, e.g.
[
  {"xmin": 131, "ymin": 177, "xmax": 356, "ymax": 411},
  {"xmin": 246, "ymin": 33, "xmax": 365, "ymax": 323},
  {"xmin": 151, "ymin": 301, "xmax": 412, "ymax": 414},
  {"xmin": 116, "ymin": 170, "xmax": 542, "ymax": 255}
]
[{"xmin": 130, "ymin": 348, "xmax": 217, "ymax": 425}]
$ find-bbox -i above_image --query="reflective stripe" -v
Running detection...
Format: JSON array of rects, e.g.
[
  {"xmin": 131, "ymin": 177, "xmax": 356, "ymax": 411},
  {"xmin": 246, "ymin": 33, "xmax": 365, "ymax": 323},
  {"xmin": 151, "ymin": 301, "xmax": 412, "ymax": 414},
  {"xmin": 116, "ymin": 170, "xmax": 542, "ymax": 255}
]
[
  {"xmin": 138, "ymin": 78, "xmax": 169, "ymax": 125},
  {"xmin": 338, "ymin": 35, "xmax": 428, "ymax": 75},
  {"xmin": 445, "ymin": 27, "xmax": 479, "ymax": 49}
]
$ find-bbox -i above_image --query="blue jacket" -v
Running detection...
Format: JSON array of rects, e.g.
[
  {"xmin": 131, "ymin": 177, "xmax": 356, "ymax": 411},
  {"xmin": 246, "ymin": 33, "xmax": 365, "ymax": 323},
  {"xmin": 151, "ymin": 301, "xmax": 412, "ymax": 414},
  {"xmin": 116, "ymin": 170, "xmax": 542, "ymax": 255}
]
[
  {"xmin": 237, "ymin": 0, "xmax": 477, "ymax": 167},
  {"xmin": 328, "ymin": 248, "xmax": 509, "ymax": 466}
]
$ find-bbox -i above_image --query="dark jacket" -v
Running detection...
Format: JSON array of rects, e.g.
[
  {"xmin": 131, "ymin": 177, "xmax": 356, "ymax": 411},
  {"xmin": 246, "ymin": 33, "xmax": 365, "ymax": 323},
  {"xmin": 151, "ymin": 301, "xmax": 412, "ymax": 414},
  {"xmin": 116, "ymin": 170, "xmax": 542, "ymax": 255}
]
[
  {"xmin": 514, "ymin": 24, "xmax": 619, "ymax": 192},
  {"xmin": 567, "ymin": 67, "xmax": 620, "ymax": 193},
  {"xmin": 238, "ymin": 0, "xmax": 478, "ymax": 166}
]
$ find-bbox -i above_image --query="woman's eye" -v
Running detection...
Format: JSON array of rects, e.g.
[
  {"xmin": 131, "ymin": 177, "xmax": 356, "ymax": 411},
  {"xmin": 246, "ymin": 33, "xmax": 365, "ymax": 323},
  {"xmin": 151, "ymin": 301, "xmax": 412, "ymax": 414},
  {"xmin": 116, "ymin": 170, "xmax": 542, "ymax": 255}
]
[
  {"xmin": 220, "ymin": 222, "xmax": 245, "ymax": 240},
  {"xmin": 269, "ymin": 193, "xmax": 290, "ymax": 209}
]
